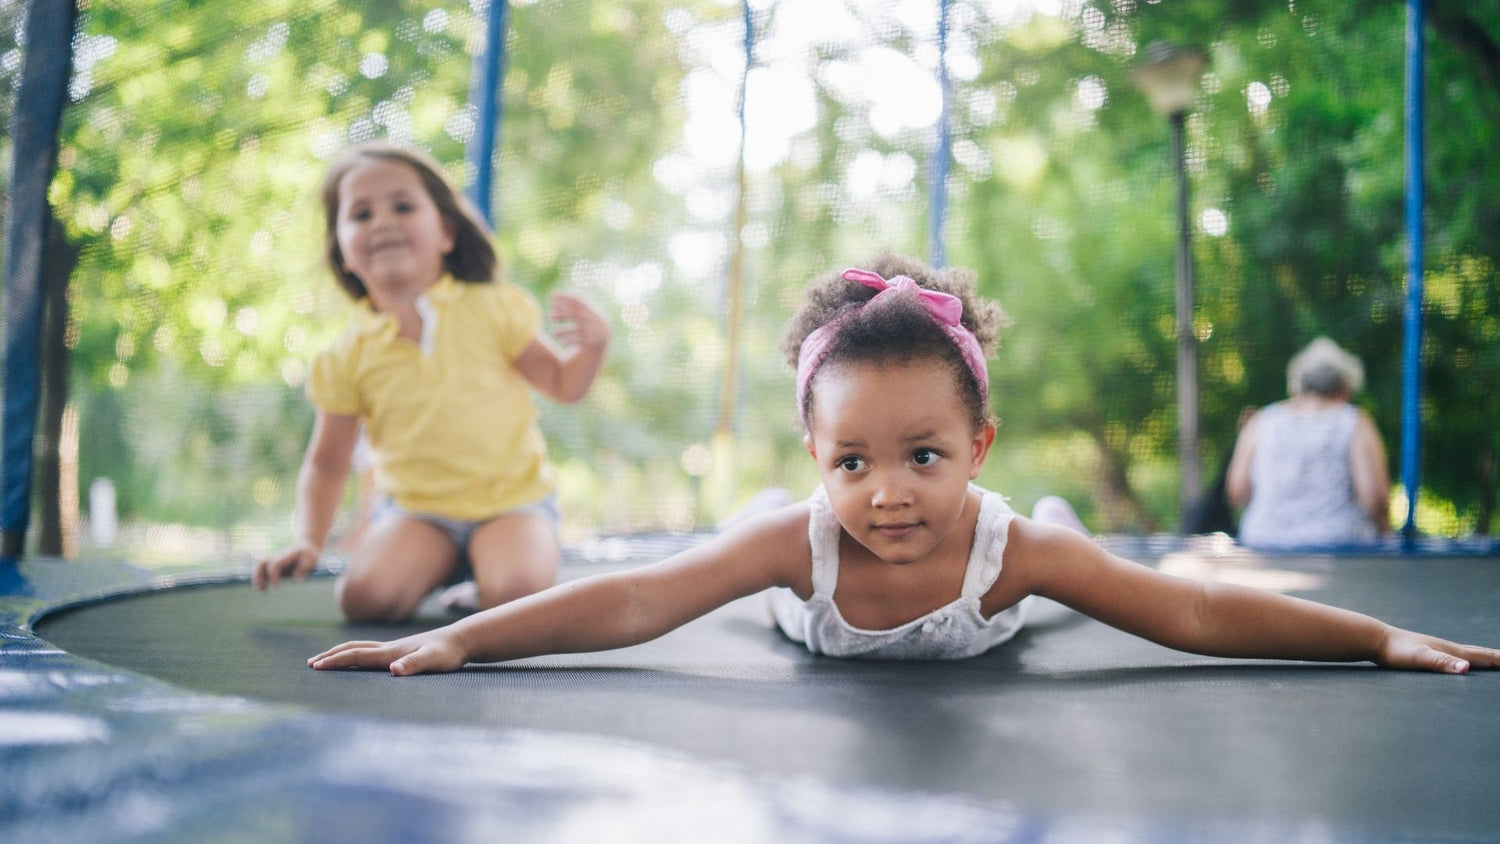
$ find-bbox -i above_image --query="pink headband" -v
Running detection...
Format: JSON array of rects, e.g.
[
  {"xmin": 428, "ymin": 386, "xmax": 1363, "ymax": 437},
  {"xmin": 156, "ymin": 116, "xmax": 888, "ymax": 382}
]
[{"xmin": 795, "ymin": 268, "xmax": 988, "ymax": 426}]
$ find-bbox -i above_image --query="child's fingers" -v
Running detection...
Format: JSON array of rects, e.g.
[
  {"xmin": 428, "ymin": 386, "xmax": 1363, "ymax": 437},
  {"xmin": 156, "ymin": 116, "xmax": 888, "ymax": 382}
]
[
  {"xmin": 254, "ymin": 549, "xmax": 314, "ymax": 591},
  {"xmin": 307, "ymin": 644, "xmax": 381, "ymax": 662},
  {"xmin": 551, "ymin": 322, "xmax": 604, "ymax": 352},
  {"xmin": 549, "ymin": 294, "xmax": 610, "ymax": 354},
  {"xmin": 260, "ymin": 557, "xmax": 286, "ymax": 590},
  {"xmin": 549, "ymin": 291, "xmax": 585, "ymax": 311},
  {"xmin": 1418, "ymin": 646, "xmax": 1470, "ymax": 674},
  {"xmin": 550, "ymin": 293, "xmax": 605, "ymax": 327},
  {"xmin": 307, "ymin": 641, "xmax": 388, "ymax": 669},
  {"xmin": 306, "ymin": 640, "xmax": 374, "ymax": 664},
  {"xmin": 1442, "ymin": 642, "xmax": 1500, "ymax": 670},
  {"xmin": 550, "ymin": 300, "xmax": 586, "ymax": 330},
  {"xmin": 390, "ymin": 646, "xmax": 432, "ymax": 676},
  {"xmin": 390, "ymin": 642, "xmax": 462, "ymax": 676},
  {"xmin": 1378, "ymin": 629, "xmax": 1488, "ymax": 674},
  {"xmin": 548, "ymin": 294, "xmax": 577, "ymax": 323},
  {"xmin": 290, "ymin": 552, "xmax": 316, "ymax": 581},
  {"xmin": 1471, "ymin": 646, "xmax": 1500, "ymax": 669},
  {"xmin": 1403, "ymin": 638, "xmax": 1495, "ymax": 674}
]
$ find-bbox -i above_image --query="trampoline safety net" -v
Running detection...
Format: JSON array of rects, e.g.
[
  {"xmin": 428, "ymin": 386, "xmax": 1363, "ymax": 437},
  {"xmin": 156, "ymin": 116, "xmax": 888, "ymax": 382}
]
[{"xmin": 2, "ymin": 0, "xmax": 1498, "ymax": 567}]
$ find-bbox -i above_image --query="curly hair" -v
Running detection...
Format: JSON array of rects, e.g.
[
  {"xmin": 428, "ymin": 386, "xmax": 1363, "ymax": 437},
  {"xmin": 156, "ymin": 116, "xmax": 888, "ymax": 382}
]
[
  {"xmin": 319, "ymin": 141, "xmax": 498, "ymax": 300},
  {"xmin": 779, "ymin": 252, "xmax": 1009, "ymax": 432}
]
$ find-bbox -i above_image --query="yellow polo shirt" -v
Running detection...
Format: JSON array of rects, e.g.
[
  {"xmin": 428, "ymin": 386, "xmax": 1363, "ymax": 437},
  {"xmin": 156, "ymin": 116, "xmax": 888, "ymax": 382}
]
[{"xmin": 307, "ymin": 276, "xmax": 554, "ymax": 520}]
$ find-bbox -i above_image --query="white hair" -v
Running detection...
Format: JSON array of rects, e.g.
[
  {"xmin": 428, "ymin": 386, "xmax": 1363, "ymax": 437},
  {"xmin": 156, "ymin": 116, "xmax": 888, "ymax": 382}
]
[{"xmin": 1286, "ymin": 337, "xmax": 1364, "ymax": 398}]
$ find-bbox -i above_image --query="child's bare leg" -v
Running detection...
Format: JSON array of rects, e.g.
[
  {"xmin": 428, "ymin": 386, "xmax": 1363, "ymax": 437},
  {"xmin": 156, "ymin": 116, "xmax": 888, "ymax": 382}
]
[
  {"xmin": 438, "ymin": 581, "xmax": 481, "ymax": 613},
  {"xmin": 1032, "ymin": 495, "xmax": 1089, "ymax": 535},
  {"xmin": 465, "ymin": 513, "xmax": 560, "ymax": 611},
  {"xmin": 336, "ymin": 516, "xmax": 459, "ymax": 622}
]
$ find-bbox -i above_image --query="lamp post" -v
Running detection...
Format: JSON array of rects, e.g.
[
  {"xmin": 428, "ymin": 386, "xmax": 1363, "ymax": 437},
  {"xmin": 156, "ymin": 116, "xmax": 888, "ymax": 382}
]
[{"xmin": 1132, "ymin": 41, "xmax": 1208, "ymax": 532}]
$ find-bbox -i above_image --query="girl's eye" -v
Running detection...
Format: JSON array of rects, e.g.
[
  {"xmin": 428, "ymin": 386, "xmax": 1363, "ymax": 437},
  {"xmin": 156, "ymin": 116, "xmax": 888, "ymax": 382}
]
[
  {"xmin": 394, "ymin": 201, "xmax": 414, "ymax": 214},
  {"xmin": 912, "ymin": 448, "xmax": 940, "ymax": 466},
  {"xmin": 351, "ymin": 208, "xmax": 372, "ymax": 222},
  {"xmin": 836, "ymin": 456, "xmax": 866, "ymax": 472}
]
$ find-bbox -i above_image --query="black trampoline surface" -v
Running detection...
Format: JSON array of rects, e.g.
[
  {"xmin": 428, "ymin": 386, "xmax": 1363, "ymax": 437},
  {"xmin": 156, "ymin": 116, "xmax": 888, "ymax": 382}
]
[{"xmin": 30, "ymin": 548, "xmax": 1500, "ymax": 841}]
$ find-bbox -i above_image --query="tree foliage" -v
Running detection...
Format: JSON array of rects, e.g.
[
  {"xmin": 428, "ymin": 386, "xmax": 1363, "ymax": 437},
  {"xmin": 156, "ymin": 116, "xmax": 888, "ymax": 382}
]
[{"xmin": 2, "ymin": 0, "xmax": 1497, "ymax": 547}]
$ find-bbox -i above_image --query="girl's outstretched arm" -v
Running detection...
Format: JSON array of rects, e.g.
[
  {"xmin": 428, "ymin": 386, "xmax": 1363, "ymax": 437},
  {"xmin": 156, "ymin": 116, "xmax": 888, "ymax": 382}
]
[
  {"xmin": 513, "ymin": 293, "xmax": 610, "ymax": 403},
  {"xmin": 309, "ymin": 503, "xmax": 811, "ymax": 675},
  {"xmin": 1008, "ymin": 519, "xmax": 1500, "ymax": 674},
  {"xmin": 254, "ymin": 412, "xmax": 359, "ymax": 590}
]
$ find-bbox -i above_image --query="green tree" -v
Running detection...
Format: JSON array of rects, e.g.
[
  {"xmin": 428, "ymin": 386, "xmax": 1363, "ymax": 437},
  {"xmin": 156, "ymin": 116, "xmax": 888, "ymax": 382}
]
[
  {"xmin": 6, "ymin": 0, "xmax": 1498, "ymax": 553},
  {"xmin": 941, "ymin": 0, "xmax": 1500, "ymax": 532}
]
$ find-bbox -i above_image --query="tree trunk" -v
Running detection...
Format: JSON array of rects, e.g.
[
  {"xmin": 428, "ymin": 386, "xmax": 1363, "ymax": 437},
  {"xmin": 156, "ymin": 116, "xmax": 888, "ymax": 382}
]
[
  {"xmin": 1478, "ymin": 439, "xmax": 1496, "ymax": 536},
  {"xmin": 1430, "ymin": 4, "xmax": 1500, "ymax": 93},
  {"xmin": 1087, "ymin": 427, "xmax": 1159, "ymax": 533},
  {"xmin": 1, "ymin": 0, "xmax": 78, "ymax": 561},
  {"xmin": 36, "ymin": 218, "xmax": 80, "ymax": 557}
]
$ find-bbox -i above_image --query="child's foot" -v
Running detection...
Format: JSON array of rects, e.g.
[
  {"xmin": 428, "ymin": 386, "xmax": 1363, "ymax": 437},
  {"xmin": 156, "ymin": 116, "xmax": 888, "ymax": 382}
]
[
  {"xmin": 440, "ymin": 581, "xmax": 480, "ymax": 615},
  {"xmin": 1032, "ymin": 495, "xmax": 1089, "ymax": 535},
  {"xmin": 718, "ymin": 487, "xmax": 796, "ymax": 530}
]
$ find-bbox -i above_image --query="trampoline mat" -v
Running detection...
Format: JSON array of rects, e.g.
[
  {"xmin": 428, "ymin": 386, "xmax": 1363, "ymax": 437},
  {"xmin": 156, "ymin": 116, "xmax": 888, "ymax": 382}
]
[{"xmin": 36, "ymin": 553, "xmax": 1500, "ymax": 839}]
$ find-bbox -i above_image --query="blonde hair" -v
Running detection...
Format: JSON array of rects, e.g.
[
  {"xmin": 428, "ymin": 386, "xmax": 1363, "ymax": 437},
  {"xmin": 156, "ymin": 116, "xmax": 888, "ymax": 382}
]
[{"xmin": 1287, "ymin": 337, "xmax": 1364, "ymax": 398}]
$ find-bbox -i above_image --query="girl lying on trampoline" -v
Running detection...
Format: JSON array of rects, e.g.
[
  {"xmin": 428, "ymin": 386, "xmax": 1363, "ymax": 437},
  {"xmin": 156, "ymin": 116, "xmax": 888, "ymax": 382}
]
[{"xmin": 311, "ymin": 254, "xmax": 1500, "ymax": 676}]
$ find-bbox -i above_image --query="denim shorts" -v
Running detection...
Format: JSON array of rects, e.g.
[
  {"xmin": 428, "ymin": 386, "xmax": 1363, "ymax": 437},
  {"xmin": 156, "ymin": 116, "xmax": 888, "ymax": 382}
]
[{"xmin": 373, "ymin": 495, "xmax": 560, "ymax": 583}]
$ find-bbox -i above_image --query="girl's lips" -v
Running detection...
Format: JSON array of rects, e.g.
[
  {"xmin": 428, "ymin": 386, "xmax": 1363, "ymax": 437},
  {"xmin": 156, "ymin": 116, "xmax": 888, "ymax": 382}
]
[{"xmin": 874, "ymin": 522, "xmax": 919, "ymax": 538}]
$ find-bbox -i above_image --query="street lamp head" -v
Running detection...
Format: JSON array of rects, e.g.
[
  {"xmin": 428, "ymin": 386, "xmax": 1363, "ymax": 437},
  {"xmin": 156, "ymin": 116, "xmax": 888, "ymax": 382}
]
[{"xmin": 1131, "ymin": 41, "xmax": 1208, "ymax": 117}]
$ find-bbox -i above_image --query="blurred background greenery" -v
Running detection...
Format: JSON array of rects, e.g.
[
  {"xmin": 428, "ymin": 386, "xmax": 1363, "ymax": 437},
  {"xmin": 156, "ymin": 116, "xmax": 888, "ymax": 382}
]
[{"xmin": 2, "ymin": 0, "xmax": 1497, "ymax": 564}]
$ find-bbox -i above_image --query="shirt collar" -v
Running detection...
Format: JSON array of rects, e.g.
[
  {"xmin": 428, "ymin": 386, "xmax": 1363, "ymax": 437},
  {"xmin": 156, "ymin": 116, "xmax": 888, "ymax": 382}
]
[{"xmin": 351, "ymin": 275, "xmax": 461, "ymax": 337}]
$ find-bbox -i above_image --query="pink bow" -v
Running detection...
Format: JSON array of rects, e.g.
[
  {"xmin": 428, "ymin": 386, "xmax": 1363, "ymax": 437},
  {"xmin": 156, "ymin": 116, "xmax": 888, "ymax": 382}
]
[
  {"xmin": 795, "ymin": 268, "xmax": 988, "ymax": 427},
  {"xmin": 840, "ymin": 269, "xmax": 965, "ymax": 327}
]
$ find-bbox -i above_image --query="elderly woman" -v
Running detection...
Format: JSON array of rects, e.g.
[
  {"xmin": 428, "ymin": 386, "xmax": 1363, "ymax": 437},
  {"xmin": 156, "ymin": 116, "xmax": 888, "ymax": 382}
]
[{"xmin": 1226, "ymin": 338, "xmax": 1391, "ymax": 549}]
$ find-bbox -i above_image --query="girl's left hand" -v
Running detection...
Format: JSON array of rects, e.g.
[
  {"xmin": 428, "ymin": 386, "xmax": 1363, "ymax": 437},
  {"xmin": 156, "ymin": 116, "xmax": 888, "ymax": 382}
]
[
  {"xmin": 550, "ymin": 293, "xmax": 610, "ymax": 350},
  {"xmin": 309, "ymin": 628, "xmax": 467, "ymax": 676},
  {"xmin": 1375, "ymin": 627, "xmax": 1500, "ymax": 674}
]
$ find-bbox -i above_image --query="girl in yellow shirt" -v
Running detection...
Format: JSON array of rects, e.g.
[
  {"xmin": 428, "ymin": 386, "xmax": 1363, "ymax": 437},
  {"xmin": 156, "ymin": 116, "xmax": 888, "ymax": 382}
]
[{"xmin": 253, "ymin": 142, "xmax": 609, "ymax": 622}]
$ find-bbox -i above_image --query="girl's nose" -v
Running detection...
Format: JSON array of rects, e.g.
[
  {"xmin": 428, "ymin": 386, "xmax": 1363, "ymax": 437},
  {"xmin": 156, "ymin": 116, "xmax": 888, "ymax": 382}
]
[{"xmin": 870, "ymin": 473, "xmax": 912, "ymax": 508}]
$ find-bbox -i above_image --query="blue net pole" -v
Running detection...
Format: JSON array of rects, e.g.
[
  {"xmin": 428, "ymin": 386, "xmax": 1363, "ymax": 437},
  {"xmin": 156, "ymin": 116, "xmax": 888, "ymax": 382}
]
[
  {"xmin": 740, "ymin": 0, "xmax": 753, "ymax": 135},
  {"xmin": 1399, "ymin": 0, "xmax": 1425, "ymax": 548},
  {"xmin": 466, "ymin": 0, "xmax": 510, "ymax": 225},
  {"xmin": 2, "ymin": 2, "xmax": 76, "ymax": 567},
  {"xmin": 927, "ymin": 0, "xmax": 952, "ymax": 269}
]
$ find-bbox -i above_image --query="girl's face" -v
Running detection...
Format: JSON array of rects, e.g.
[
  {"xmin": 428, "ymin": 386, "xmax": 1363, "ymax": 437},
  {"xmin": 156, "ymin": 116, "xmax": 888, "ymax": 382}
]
[
  {"xmin": 335, "ymin": 157, "xmax": 454, "ymax": 295},
  {"xmin": 805, "ymin": 358, "xmax": 995, "ymax": 566}
]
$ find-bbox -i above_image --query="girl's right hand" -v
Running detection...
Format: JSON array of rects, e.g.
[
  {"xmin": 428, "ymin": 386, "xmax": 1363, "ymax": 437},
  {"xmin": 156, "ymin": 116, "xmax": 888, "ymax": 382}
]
[
  {"xmin": 308, "ymin": 629, "xmax": 467, "ymax": 676},
  {"xmin": 252, "ymin": 540, "xmax": 322, "ymax": 591},
  {"xmin": 1375, "ymin": 626, "xmax": 1500, "ymax": 674}
]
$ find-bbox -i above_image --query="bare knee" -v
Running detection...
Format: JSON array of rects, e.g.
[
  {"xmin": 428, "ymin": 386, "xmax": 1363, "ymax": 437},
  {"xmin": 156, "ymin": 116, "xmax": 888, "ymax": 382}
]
[
  {"xmin": 337, "ymin": 516, "xmax": 457, "ymax": 622},
  {"xmin": 475, "ymin": 565, "xmax": 555, "ymax": 610},
  {"xmin": 469, "ymin": 513, "xmax": 559, "ymax": 610},
  {"xmin": 336, "ymin": 575, "xmax": 420, "ymax": 623}
]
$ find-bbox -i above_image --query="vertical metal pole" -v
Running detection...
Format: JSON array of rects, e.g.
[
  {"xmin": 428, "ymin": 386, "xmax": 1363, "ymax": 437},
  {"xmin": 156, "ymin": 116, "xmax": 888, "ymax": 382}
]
[
  {"xmin": 715, "ymin": 0, "xmax": 753, "ymax": 438},
  {"xmin": 466, "ymin": 0, "xmax": 509, "ymax": 225},
  {"xmin": 3, "ymin": 0, "xmax": 77, "ymax": 569},
  {"xmin": 1400, "ymin": 0, "xmax": 1425, "ymax": 547},
  {"xmin": 1171, "ymin": 109, "xmax": 1201, "ymax": 530},
  {"xmin": 928, "ymin": 0, "xmax": 951, "ymax": 268}
]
